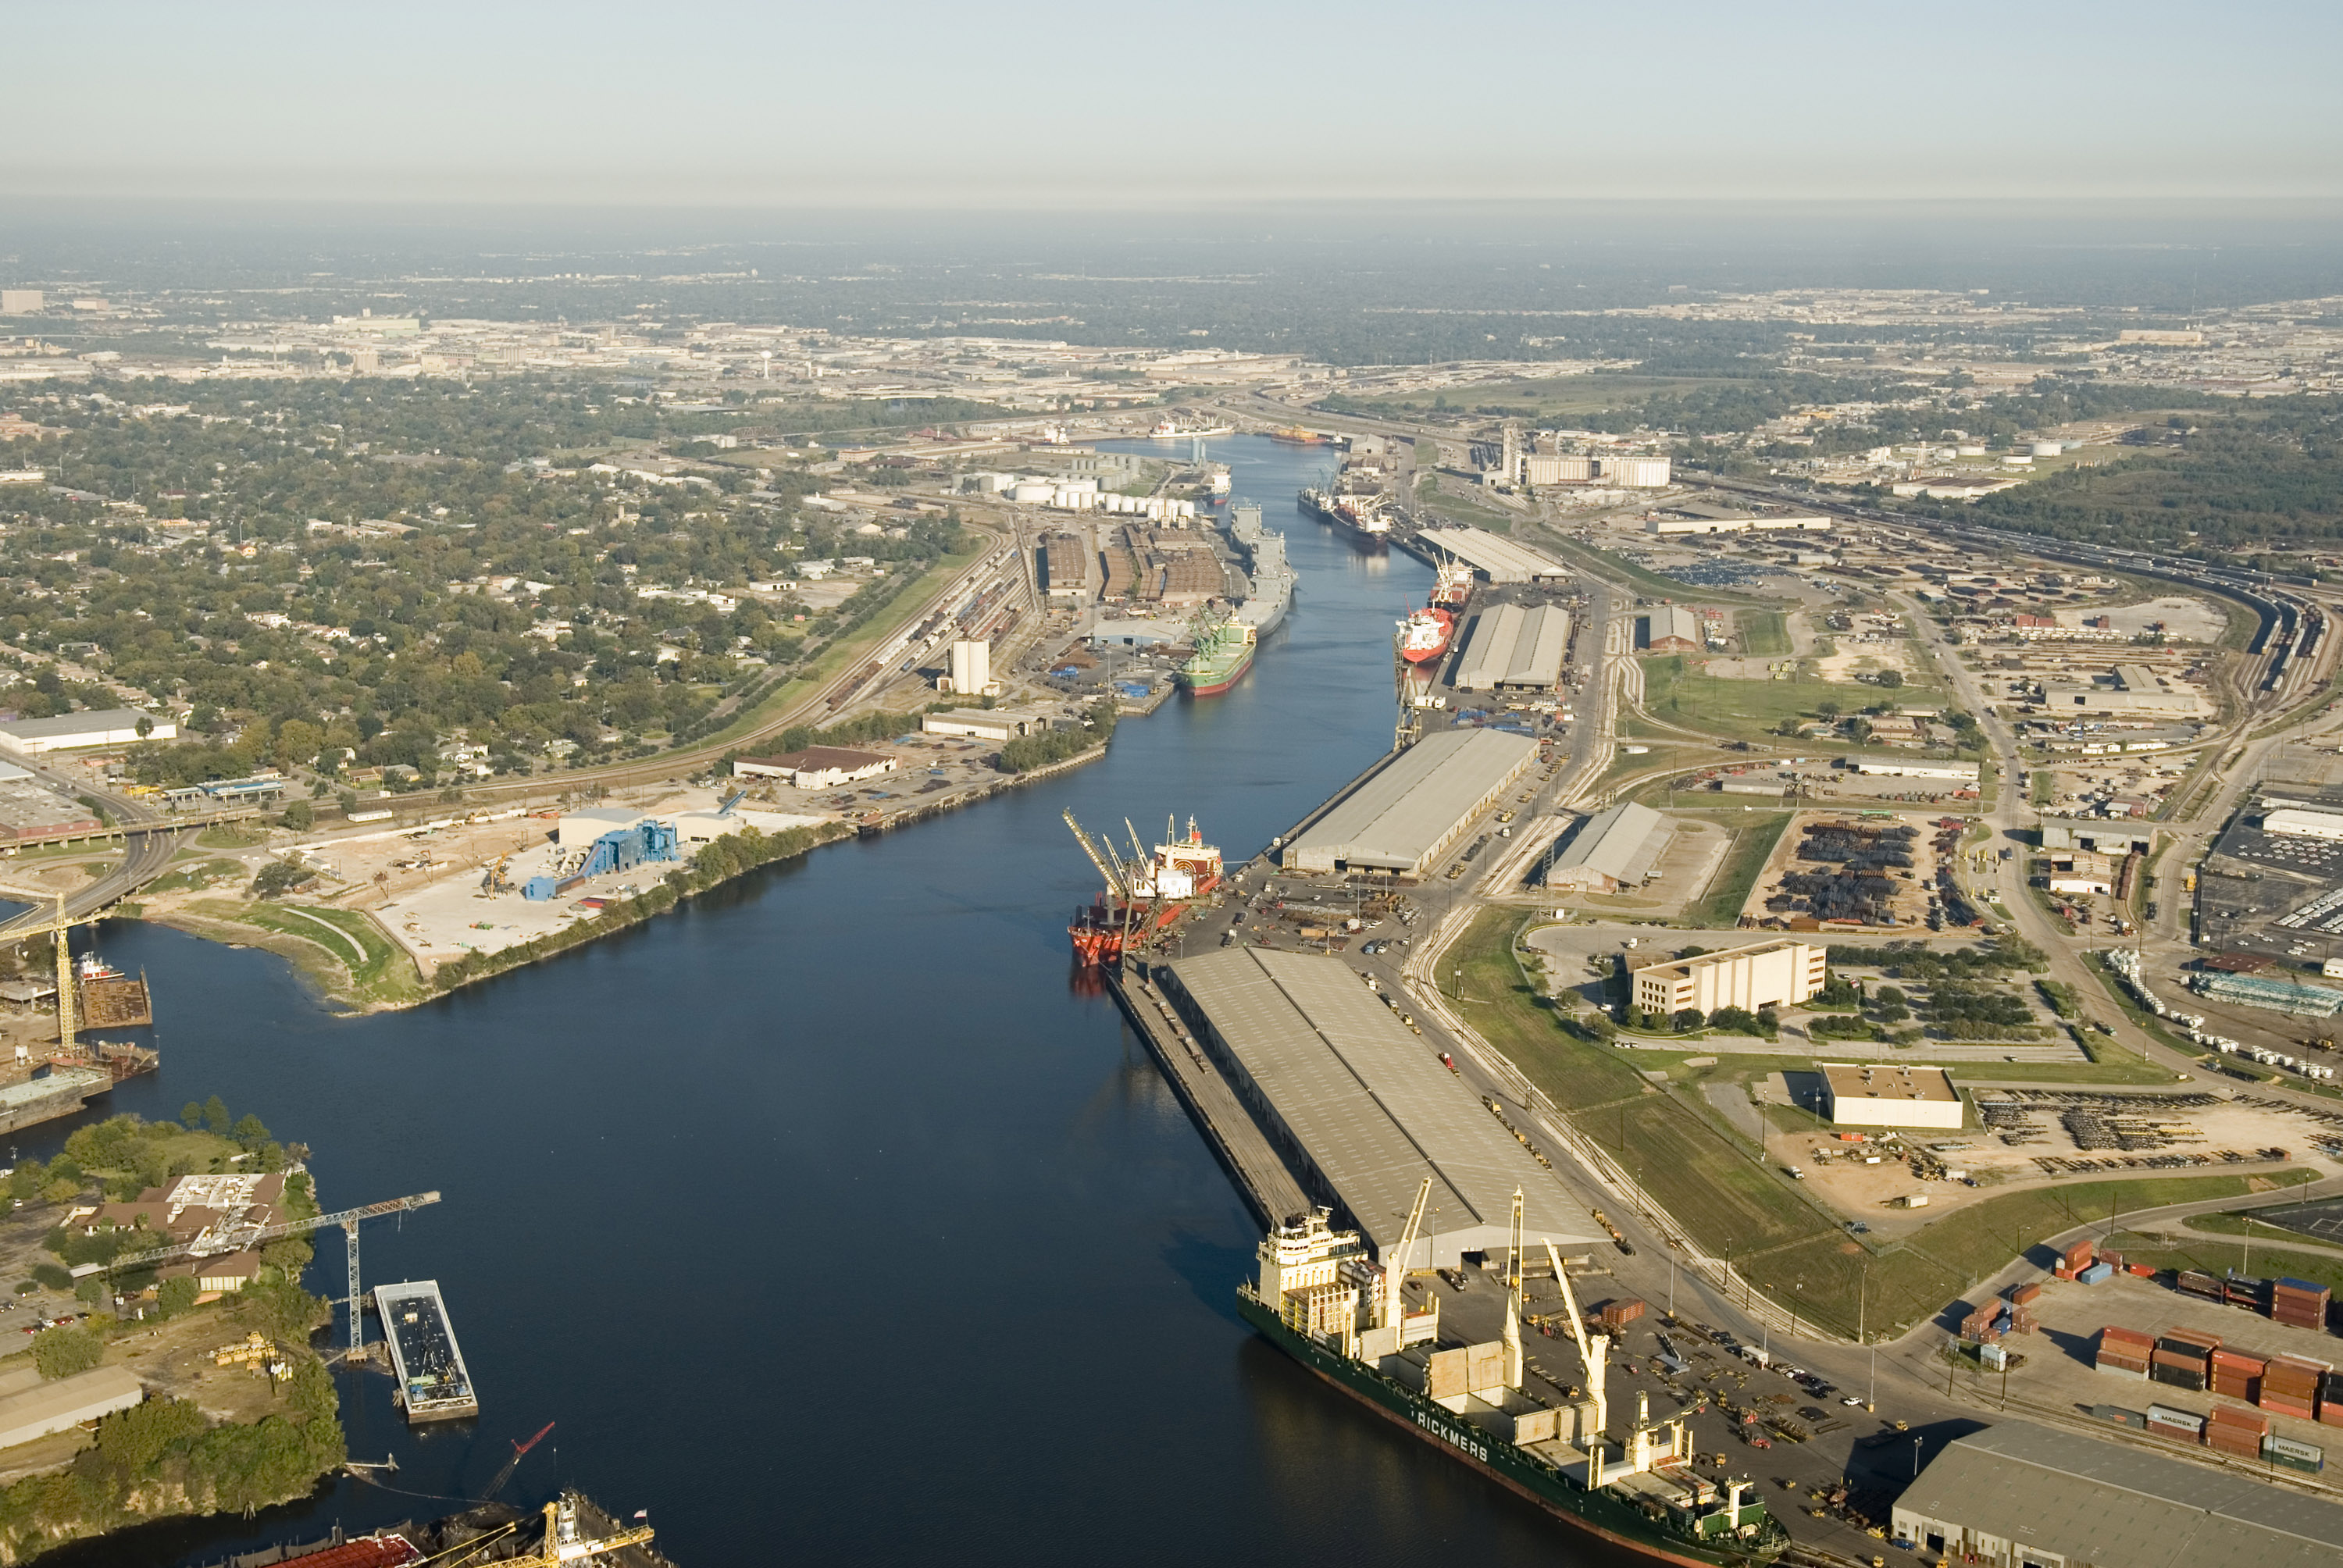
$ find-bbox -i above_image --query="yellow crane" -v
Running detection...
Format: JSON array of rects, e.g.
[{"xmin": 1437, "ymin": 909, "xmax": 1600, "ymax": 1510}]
[
  {"xmin": 51, "ymin": 895, "xmax": 73, "ymax": 1056},
  {"xmin": 530, "ymin": 1493, "xmax": 653, "ymax": 1565}
]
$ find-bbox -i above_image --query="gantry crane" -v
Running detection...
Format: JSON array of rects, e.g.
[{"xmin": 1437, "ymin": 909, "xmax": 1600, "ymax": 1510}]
[{"xmin": 103, "ymin": 1190, "xmax": 442, "ymax": 1353}]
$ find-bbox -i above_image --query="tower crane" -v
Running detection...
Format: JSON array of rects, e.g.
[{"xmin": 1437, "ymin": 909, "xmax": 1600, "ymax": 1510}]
[
  {"xmin": 1061, "ymin": 811, "xmax": 1129, "ymax": 900},
  {"xmin": 50, "ymin": 895, "xmax": 73, "ymax": 1056},
  {"xmin": 1543, "ymin": 1236, "xmax": 1608, "ymax": 1439},
  {"xmin": 102, "ymin": 1190, "xmax": 442, "ymax": 1354}
]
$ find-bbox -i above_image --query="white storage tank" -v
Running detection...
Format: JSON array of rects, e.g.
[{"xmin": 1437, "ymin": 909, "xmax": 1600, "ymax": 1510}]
[
  {"xmin": 2030, "ymin": 440, "xmax": 2064, "ymax": 458},
  {"xmin": 1009, "ymin": 482, "xmax": 1054, "ymax": 503}
]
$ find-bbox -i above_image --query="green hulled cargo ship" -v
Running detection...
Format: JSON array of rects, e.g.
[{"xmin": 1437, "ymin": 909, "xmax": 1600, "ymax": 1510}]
[
  {"xmin": 1241, "ymin": 1209, "xmax": 1784, "ymax": 1568},
  {"xmin": 1176, "ymin": 617, "xmax": 1256, "ymax": 697}
]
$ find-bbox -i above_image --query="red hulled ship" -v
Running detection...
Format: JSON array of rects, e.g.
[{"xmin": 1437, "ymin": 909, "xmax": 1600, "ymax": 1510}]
[{"xmin": 1065, "ymin": 811, "xmax": 1224, "ymax": 965}]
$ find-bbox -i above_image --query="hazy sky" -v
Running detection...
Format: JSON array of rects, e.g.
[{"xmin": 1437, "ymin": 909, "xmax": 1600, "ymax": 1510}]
[{"xmin": 5, "ymin": 1, "xmax": 2336, "ymax": 207}]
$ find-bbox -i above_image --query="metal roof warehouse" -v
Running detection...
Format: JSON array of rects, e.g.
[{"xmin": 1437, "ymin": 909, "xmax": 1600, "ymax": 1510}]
[
  {"xmin": 1282, "ymin": 729, "xmax": 1537, "ymax": 876},
  {"xmin": 1894, "ymin": 1420, "xmax": 2343, "ymax": 1567},
  {"xmin": 1453, "ymin": 604, "xmax": 1572, "ymax": 691},
  {"xmin": 1161, "ymin": 947, "xmax": 1589, "ymax": 1266}
]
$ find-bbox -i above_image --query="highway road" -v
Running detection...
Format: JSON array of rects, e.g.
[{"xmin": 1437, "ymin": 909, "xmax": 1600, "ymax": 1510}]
[{"xmin": 0, "ymin": 757, "xmax": 183, "ymax": 939}]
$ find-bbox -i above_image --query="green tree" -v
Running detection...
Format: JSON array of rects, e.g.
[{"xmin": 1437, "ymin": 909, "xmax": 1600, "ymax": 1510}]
[
  {"xmin": 203, "ymin": 1096, "xmax": 230, "ymax": 1135},
  {"xmin": 32, "ymin": 1324, "xmax": 104, "ymax": 1380},
  {"xmin": 180, "ymin": 1101, "xmax": 204, "ymax": 1130},
  {"xmin": 155, "ymin": 1276, "xmax": 198, "ymax": 1318},
  {"xmin": 280, "ymin": 799, "xmax": 314, "ymax": 832}
]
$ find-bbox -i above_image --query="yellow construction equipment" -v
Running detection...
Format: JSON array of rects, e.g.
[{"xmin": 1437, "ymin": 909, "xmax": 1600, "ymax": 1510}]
[{"xmin": 530, "ymin": 1493, "xmax": 652, "ymax": 1565}]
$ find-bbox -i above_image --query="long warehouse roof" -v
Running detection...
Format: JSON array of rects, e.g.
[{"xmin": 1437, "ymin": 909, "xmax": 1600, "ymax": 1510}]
[
  {"xmin": 1423, "ymin": 525, "xmax": 1567, "ymax": 584},
  {"xmin": 1900, "ymin": 1420, "xmax": 2343, "ymax": 1567},
  {"xmin": 1547, "ymin": 801, "xmax": 1670, "ymax": 885},
  {"xmin": 1454, "ymin": 604, "xmax": 1571, "ymax": 690},
  {"xmin": 1287, "ymin": 728, "xmax": 1536, "ymax": 872},
  {"xmin": 1165, "ymin": 946, "xmax": 1589, "ymax": 1263}
]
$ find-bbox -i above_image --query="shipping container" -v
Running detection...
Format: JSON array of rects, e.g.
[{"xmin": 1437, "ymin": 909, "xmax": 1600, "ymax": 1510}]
[
  {"xmin": 2096, "ymin": 1361, "xmax": 2149, "ymax": 1381},
  {"xmin": 2091, "ymin": 1404, "xmax": 2148, "ymax": 1429},
  {"xmin": 2267, "ymin": 1435, "xmax": 2327, "ymax": 1474},
  {"xmin": 2064, "ymin": 1239, "xmax": 2096, "ymax": 1270},
  {"xmin": 2010, "ymin": 1281, "xmax": 2043, "ymax": 1306},
  {"xmin": 2177, "ymin": 1270, "xmax": 2225, "ymax": 1300},
  {"xmin": 2152, "ymin": 1363, "xmax": 2207, "ymax": 1391},
  {"xmin": 2079, "ymin": 1261, "xmax": 2116, "ymax": 1285}
]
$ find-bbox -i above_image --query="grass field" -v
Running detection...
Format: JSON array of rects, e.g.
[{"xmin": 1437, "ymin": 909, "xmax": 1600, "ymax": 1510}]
[
  {"xmin": 196, "ymin": 825, "xmax": 267, "ymax": 850},
  {"xmin": 2103, "ymin": 1224, "xmax": 2343, "ymax": 1295},
  {"xmin": 1739, "ymin": 611, "xmax": 1792, "ymax": 657},
  {"xmin": 184, "ymin": 898, "xmax": 425, "ymax": 1007},
  {"xmin": 1686, "ymin": 810, "xmax": 1792, "ymax": 928},
  {"xmin": 137, "ymin": 858, "xmax": 244, "ymax": 895},
  {"xmin": 1451, "ymin": 908, "xmax": 2310, "ymax": 1337},
  {"xmin": 1638, "ymin": 655, "xmax": 1947, "ymax": 747}
]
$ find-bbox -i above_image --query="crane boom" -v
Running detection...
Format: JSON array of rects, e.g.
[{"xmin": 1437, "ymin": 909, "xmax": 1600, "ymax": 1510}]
[
  {"xmin": 1544, "ymin": 1237, "xmax": 1607, "ymax": 1438},
  {"xmin": 1061, "ymin": 811, "xmax": 1129, "ymax": 900},
  {"xmin": 102, "ymin": 1190, "xmax": 443, "ymax": 1274},
  {"xmin": 1384, "ymin": 1178, "xmax": 1431, "ymax": 1328}
]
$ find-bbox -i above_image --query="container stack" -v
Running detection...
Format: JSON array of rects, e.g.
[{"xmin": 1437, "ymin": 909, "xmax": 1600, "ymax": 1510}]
[
  {"xmin": 2152, "ymin": 1329, "xmax": 2220, "ymax": 1391},
  {"xmin": 2211, "ymin": 1347, "xmax": 2266, "ymax": 1403},
  {"xmin": 2227, "ymin": 1274, "xmax": 2269, "ymax": 1310},
  {"xmin": 2207, "ymin": 1405, "xmax": 2272, "ymax": 1459},
  {"xmin": 2321, "ymin": 1373, "xmax": 2343, "ymax": 1428},
  {"xmin": 2097, "ymin": 1325, "xmax": 2152, "ymax": 1379},
  {"xmin": 2056, "ymin": 1238, "xmax": 2095, "ymax": 1281},
  {"xmin": 2263, "ymin": 1355, "xmax": 2327, "ymax": 1422},
  {"xmin": 2273, "ymin": 1277, "xmax": 2331, "ymax": 1332}
]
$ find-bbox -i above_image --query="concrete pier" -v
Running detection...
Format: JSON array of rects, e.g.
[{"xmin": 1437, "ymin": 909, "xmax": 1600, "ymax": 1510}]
[{"xmin": 1107, "ymin": 964, "xmax": 1310, "ymax": 1225}]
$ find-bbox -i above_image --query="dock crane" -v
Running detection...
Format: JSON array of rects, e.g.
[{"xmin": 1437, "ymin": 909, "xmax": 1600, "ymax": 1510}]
[
  {"xmin": 102, "ymin": 1190, "xmax": 442, "ymax": 1354},
  {"xmin": 1543, "ymin": 1235, "xmax": 1608, "ymax": 1438}
]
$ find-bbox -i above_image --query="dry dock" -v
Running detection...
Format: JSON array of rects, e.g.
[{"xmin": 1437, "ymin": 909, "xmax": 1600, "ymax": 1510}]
[{"xmin": 1107, "ymin": 962, "xmax": 1309, "ymax": 1224}]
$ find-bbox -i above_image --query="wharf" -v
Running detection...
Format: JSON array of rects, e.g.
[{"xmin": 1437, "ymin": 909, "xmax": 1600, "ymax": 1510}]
[{"xmin": 1107, "ymin": 961, "xmax": 1309, "ymax": 1224}]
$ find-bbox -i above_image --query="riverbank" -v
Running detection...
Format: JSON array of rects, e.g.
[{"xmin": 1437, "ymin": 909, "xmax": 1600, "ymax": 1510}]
[{"xmin": 122, "ymin": 725, "xmax": 1126, "ymax": 1013}]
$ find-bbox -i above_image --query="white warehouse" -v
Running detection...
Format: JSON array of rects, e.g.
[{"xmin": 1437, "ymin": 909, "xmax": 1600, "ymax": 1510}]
[
  {"xmin": 1821, "ymin": 1064, "xmax": 1964, "ymax": 1130},
  {"xmin": 2266, "ymin": 808, "xmax": 2343, "ymax": 843}
]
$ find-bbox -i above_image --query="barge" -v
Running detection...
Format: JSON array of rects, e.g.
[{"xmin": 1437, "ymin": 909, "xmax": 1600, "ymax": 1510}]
[{"xmin": 374, "ymin": 1280, "xmax": 480, "ymax": 1423}]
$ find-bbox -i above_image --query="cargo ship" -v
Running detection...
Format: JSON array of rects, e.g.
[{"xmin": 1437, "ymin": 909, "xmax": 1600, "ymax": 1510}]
[
  {"xmin": 1240, "ymin": 1205, "xmax": 1785, "ymax": 1568},
  {"xmin": 1299, "ymin": 486, "xmax": 1391, "ymax": 543},
  {"xmin": 1149, "ymin": 419, "xmax": 1233, "ymax": 438},
  {"xmin": 1064, "ymin": 813, "xmax": 1223, "ymax": 965},
  {"xmin": 1176, "ymin": 618, "xmax": 1256, "ymax": 697},
  {"xmin": 1397, "ymin": 562, "xmax": 1475, "ymax": 665},
  {"xmin": 1224, "ymin": 503, "xmax": 1293, "ymax": 643}
]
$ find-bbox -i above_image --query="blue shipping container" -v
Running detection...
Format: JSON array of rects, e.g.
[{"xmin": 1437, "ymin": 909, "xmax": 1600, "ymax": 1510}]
[{"xmin": 2079, "ymin": 1261, "xmax": 2117, "ymax": 1284}]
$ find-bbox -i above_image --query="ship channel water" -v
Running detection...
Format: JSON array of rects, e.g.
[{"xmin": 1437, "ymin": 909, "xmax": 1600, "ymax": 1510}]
[{"xmin": 27, "ymin": 436, "xmax": 1633, "ymax": 1568}]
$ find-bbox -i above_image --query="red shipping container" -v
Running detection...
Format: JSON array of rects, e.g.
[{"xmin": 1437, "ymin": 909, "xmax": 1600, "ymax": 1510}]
[
  {"xmin": 2056, "ymin": 1266, "xmax": 2075, "ymax": 1281},
  {"xmin": 2065, "ymin": 1239, "xmax": 2096, "ymax": 1270},
  {"xmin": 2209, "ymin": 1406, "xmax": 2271, "ymax": 1432},
  {"xmin": 2321, "ymin": 1402, "xmax": 2343, "ymax": 1429},
  {"xmin": 2011, "ymin": 1281, "xmax": 2042, "ymax": 1306},
  {"xmin": 2101, "ymin": 1324, "xmax": 2153, "ymax": 1347},
  {"xmin": 2263, "ymin": 1396, "xmax": 2318, "ymax": 1420},
  {"xmin": 2129, "ymin": 1263, "xmax": 2156, "ymax": 1278}
]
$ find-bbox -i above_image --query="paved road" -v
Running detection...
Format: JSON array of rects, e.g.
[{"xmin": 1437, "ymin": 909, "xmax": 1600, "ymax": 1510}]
[{"xmin": 0, "ymin": 758, "xmax": 183, "ymax": 938}]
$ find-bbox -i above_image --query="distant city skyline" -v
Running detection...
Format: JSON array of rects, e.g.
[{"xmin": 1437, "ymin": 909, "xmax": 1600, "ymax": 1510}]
[{"xmin": 2, "ymin": 0, "xmax": 2338, "ymax": 207}]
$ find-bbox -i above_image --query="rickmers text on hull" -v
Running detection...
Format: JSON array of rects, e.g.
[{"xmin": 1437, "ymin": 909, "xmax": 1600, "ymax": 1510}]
[{"xmin": 1241, "ymin": 1203, "xmax": 1783, "ymax": 1567}]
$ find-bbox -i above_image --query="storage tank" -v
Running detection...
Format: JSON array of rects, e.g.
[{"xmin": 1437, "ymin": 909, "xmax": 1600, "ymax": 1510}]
[
  {"xmin": 1009, "ymin": 482, "xmax": 1054, "ymax": 503},
  {"xmin": 2030, "ymin": 440, "xmax": 2064, "ymax": 458}
]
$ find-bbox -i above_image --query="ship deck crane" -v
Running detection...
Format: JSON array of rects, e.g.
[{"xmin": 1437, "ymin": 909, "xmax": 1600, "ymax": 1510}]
[
  {"xmin": 487, "ymin": 1420, "xmax": 556, "ymax": 1499},
  {"xmin": 1543, "ymin": 1236, "xmax": 1607, "ymax": 1438},
  {"xmin": 102, "ymin": 1190, "xmax": 442, "ymax": 1354},
  {"xmin": 1061, "ymin": 811, "xmax": 1130, "ymax": 900},
  {"xmin": 1382, "ymin": 1177, "xmax": 1431, "ymax": 1330}
]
